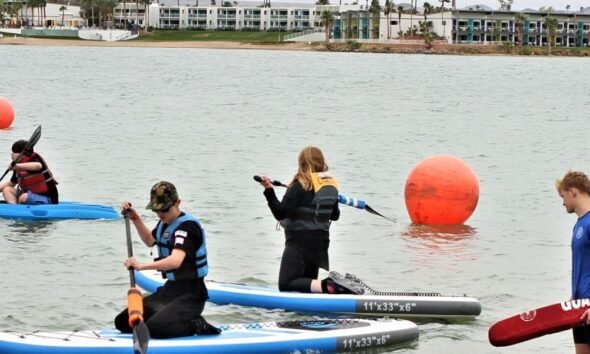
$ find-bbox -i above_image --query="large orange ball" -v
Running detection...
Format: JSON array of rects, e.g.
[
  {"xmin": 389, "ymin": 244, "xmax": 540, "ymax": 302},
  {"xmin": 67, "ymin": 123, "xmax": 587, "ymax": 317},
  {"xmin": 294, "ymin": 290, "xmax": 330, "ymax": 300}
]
[
  {"xmin": 404, "ymin": 155, "xmax": 479, "ymax": 225},
  {"xmin": 0, "ymin": 97, "xmax": 15, "ymax": 129}
]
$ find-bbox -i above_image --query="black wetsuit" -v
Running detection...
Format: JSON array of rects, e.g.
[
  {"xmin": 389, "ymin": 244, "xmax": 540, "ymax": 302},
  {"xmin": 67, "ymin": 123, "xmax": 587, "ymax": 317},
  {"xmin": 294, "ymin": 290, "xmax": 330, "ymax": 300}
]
[
  {"xmin": 114, "ymin": 216, "xmax": 211, "ymax": 339},
  {"xmin": 264, "ymin": 180, "xmax": 340, "ymax": 292}
]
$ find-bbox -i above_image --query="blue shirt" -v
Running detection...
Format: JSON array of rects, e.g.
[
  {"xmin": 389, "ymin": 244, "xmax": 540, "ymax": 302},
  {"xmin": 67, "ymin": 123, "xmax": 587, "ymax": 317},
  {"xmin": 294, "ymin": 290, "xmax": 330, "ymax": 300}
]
[{"xmin": 572, "ymin": 211, "xmax": 590, "ymax": 299}]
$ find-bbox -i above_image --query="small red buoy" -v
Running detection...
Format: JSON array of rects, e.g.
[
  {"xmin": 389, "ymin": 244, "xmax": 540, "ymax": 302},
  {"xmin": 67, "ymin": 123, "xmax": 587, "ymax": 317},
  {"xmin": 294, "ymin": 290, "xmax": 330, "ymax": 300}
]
[
  {"xmin": 0, "ymin": 97, "xmax": 15, "ymax": 129},
  {"xmin": 404, "ymin": 155, "xmax": 479, "ymax": 225}
]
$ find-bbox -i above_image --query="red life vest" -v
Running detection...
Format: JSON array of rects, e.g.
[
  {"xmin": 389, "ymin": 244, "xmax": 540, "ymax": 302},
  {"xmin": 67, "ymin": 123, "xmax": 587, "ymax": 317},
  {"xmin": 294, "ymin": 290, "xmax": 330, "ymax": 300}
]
[{"xmin": 15, "ymin": 153, "xmax": 57, "ymax": 194}]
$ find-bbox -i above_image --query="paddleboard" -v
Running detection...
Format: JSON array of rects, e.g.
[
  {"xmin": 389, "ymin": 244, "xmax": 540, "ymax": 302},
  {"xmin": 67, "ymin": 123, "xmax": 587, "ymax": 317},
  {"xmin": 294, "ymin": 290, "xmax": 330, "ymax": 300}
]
[
  {"xmin": 136, "ymin": 270, "xmax": 481, "ymax": 320},
  {"xmin": 0, "ymin": 201, "xmax": 119, "ymax": 220},
  {"xmin": 0, "ymin": 318, "xmax": 418, "ymax": 353},
  {"xmin": 489, "ymin": 298, "xmax": 590, "ymax": 346}
]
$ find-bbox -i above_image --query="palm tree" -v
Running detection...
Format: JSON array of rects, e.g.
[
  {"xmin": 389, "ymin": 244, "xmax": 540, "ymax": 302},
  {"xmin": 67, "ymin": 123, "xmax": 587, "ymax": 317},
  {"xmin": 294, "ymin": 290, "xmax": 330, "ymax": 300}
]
[
  {"xmin": 369, "ymin": 0, "xmax": 380, "ymax": 39},
  {"xmin": 438, "ymin": 0, "xmax": 449, "ymax": 38},
  {"xmin": 79, "ymin": 0, "xmax": 95, "ymax": 27},
  {"xmin": 59, "ymin": 4, "xmax": 66, "ymax": 26},
  {"xmin": 409, "ymin": 0, "xmax": 414, "ymax": 35},
  {"xmin": 141, "ymin": 0, "xmax": 150, "ymax": 29},
  {"xmin": 543, "ymin": 7, "xmax": 557, "ymax": 54},
  {"xmin": 383, "ymin": 0, "xmax": 393, "ymax": 39},
  {"xmin": 514, "ymin": 12, "xmax": 527, "ymax": 46},
  {"xmin": 320, "ymin": 10, "xmax": 333, "ymax": 43},
  {"xmin": 396, "ymin": 5, "xmax": 403, "ymax": 37},
  {"xmin": 421, "ymin": 1, "xmax": 433, "ymax": 48}
]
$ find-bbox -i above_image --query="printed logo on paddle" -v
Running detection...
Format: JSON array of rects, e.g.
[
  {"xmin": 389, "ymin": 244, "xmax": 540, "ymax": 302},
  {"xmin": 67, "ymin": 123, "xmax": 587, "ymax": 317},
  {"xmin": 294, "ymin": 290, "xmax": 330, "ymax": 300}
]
[{"xmin": 519, "ymin": 310, "xmax": 536, "ymax": 322}]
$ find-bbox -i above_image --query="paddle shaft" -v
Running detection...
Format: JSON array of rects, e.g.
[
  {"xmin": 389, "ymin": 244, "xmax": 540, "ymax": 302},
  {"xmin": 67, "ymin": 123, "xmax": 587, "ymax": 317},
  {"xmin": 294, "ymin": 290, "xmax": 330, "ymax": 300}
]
[
  {"xmin": 123, "ymin": 211, "xmax": 150, "ymax": 354},
  {"xmin": 124, "ymin": 212, "xmax": 137, "ymax": 287},
  {"xmin": 0, "ymin": 125, "xmax": 42, "ymax": 182},
  {"xmin": 253, "ymin": 175, "xmax": 395, "ymax": 223}
]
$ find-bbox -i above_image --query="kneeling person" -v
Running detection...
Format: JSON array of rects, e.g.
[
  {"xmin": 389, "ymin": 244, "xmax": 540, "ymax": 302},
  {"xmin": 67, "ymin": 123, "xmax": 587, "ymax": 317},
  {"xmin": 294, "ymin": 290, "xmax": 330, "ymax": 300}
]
[{"xmin": 115, "ymin": 181, "xmax": 219, "ymax": 339}]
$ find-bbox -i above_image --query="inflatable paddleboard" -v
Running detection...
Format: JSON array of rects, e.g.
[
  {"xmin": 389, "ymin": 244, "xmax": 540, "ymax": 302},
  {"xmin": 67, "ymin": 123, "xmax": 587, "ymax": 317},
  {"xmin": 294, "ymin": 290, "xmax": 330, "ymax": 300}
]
[
  {"xmin": 0, "ymin": 318, "xmax": 418, "ymax": 353},
  {"xmin": 0, "ymin": 201, "xmax": 119, "ymax": 220},
  {"xmin": 137, "ymin": 270, "xmax": 481, "ymax": 320},
  {"xmin": 489, "ymin": 298, "xmax": 590, "ymax": 346}
]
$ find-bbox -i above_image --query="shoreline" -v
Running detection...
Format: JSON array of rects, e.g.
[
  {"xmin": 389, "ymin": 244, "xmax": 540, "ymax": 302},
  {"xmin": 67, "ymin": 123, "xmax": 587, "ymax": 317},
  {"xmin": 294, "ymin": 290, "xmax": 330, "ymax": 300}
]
[
  {"xmin": 2, "ymin": 36, "xmax": 589, "ymax": 56},
  {"xmin": 0, "ymin": 36, "xmax": 313, "ymax": 51}
]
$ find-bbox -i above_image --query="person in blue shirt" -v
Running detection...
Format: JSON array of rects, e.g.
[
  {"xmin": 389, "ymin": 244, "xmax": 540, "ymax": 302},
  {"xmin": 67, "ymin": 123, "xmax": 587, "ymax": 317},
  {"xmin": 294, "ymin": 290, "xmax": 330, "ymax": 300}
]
[{"xmin": 557, "ymin": 170, "xmax": 590, "ymax": 354}]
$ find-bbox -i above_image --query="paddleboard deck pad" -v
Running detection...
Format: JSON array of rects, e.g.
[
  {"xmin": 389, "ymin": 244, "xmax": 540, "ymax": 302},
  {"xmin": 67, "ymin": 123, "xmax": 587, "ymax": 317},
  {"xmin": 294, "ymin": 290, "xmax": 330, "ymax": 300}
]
[
  {"xmin": 136, "ymin": 270, "xmax": 481, "ymax": 320},
  {"xmin": 489, "ymin": 298, "xmax": 590, "ymax": 346},
  {"xmin": 0, "ymin": 319, "xmax": 418, "ymax": 353},
  {"xmin": 0, "ymin": 201, "xmax": 119, "ymax": 220}
]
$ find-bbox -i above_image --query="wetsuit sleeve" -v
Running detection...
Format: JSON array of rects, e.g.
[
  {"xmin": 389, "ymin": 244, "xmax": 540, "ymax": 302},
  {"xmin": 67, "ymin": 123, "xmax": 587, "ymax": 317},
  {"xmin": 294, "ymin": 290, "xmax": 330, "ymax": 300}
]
[
  {"xmin": 331, "ymin": 201, "xmax": 340, "ymax": 221},
  {"xmin": 263, "ymin": 181, "xmax": 304, "ymax": 221}
]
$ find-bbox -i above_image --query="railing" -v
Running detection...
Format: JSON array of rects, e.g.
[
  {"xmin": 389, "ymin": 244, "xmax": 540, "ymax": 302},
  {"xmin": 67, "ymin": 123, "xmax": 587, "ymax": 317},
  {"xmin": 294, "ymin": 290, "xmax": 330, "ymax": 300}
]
[{"xmin": 283, "ymin": 27, "xmax": 322, "ymax": 41}]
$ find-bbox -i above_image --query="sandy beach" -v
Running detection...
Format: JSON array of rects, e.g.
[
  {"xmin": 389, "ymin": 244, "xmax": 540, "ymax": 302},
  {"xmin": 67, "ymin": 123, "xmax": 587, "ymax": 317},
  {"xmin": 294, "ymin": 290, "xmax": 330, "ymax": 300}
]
[{"xmin": 0, "ymin": 36, "xmax": 313, "ymax": 51}]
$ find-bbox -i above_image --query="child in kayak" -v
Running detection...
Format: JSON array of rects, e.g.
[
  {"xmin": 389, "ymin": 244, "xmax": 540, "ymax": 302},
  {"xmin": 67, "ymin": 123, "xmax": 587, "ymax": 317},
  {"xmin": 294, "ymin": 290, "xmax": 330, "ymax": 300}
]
[{"xmin": 0, "ymin": 139, "xmax": 58, "ymax": 204}]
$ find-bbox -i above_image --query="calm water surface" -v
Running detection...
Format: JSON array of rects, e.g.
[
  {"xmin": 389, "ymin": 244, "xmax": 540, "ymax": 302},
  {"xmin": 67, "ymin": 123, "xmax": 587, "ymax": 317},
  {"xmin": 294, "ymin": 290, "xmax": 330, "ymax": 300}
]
[{"xmin": 1, "ymin": 45, "xmax": 589, "ymax": 353}]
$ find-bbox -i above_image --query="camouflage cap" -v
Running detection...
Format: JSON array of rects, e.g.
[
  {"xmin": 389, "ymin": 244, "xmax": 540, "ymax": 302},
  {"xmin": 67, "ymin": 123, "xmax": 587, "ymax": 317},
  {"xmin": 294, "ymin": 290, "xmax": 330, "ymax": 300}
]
[{"xmin": 145, "ymin": 181, "xmax": 179, "ymax": 211}]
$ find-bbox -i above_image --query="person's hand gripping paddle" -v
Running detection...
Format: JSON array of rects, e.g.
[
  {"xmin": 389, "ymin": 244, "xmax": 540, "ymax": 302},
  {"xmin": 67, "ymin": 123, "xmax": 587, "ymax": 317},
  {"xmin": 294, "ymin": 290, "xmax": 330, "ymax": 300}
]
[
  {"xmin": 124, "ymin": 211, "xmax": 150, "ymax": 354},
  {"xmin": 0, "ymin": 125, "xmax": 42, "ymax": 182}
]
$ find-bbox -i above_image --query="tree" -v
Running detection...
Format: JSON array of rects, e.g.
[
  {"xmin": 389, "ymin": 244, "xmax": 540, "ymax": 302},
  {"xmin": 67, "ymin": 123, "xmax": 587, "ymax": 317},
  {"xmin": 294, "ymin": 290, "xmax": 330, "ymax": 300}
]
[
  {"xmin": 59, "ymin": 4, "xmax": 66, "ymax": 26},
  {"xmin": 383, "ymin": 0, "xmax": 394, "ymax": 39},
  {"xmin": 316, "ymin": 0, "xmax": 329, "ymax": 4},
  {"xmin": 79, "ymin": 0, "xmax": 95, "ymax": 27},
  {"xmin": 498, "ymin": 0, "xmax": 512, "ymax": 11},
  {"xmin": 397, "ymin": 5, "xmax": 403, "ymax": 37},
  {"xmin": 369, "ymin": 0, "xmax": 380, "ymax": 39},
  {"xmin": 320, "ymin": 10, "xmax": 333, "ymax": 43},
  {"xmin": 141, "ymin": 0, "xmax": 150, "ymax": 29},
  {"xmin": 514, "ymin": 12, "xmax": 528, "ymax": 46},
  {"xmin": 421, "ymin": 1, "xmax": 433, "ymax": 48},
  {"xmin": 543, "ymin": 7, "xmax": 557, "ymax": 54},
  {"xmin": 438, "ymin": 0, "xmax": 449, "ymax": 38}
]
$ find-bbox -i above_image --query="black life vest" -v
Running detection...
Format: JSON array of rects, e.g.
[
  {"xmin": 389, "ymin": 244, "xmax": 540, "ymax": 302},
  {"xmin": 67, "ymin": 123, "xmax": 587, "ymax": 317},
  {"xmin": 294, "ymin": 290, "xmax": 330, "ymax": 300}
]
[{"xmin": 281, "ymin": 172, "xmax": 339, "ymax": 232}]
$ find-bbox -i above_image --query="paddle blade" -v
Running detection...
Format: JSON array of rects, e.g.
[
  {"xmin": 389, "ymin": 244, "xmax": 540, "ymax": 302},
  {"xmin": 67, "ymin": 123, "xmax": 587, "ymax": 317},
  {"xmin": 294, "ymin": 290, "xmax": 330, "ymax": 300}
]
[
  {"xmin": 25, "ymin": 125, "xmax": 42, "ymax": 152},
  {"xmin": 132, "ymin": 321, "xmax": 150, "ymax": 354},
  {"xmin": 0, "ymin": 125, "xmax": 42, "ymax": 182}
]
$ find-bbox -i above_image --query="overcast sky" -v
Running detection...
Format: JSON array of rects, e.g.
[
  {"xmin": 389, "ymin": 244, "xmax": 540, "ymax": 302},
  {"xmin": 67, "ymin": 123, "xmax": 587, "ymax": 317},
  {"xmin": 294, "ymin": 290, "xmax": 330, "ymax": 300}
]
[{"xmin": 457, "ymin": 0, "xmax": 587, "ymax": 10}]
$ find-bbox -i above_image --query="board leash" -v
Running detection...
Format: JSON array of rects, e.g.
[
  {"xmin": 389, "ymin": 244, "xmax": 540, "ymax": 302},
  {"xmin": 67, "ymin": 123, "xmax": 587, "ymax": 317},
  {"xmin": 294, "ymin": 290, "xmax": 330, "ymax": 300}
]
[{"xmin": 342, "ymin": 273, "xmax": 443, "ymax": 297}]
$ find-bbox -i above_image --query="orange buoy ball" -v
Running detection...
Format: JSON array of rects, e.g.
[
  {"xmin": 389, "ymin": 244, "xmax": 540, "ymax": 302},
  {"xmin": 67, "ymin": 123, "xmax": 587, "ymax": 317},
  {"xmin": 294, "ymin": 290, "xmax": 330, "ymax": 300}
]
[
  {"xmin": 0, "ymin": 97, "xmax": 15, "ymax": 129},
  {"xmin": 404, "ymin": 155, "xmax": 479, "ymax": 225}
]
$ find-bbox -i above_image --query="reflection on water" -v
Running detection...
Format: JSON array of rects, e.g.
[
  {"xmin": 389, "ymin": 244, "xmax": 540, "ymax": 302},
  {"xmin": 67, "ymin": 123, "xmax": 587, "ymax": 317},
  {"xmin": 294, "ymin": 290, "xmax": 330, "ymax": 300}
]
[
  {"xmin": 2, "ymin": 220, "xmax": 57, "ymax": 244},
  {"xmin": 400, "ymin": 224, "xmax": 479, "ymax": 271}
]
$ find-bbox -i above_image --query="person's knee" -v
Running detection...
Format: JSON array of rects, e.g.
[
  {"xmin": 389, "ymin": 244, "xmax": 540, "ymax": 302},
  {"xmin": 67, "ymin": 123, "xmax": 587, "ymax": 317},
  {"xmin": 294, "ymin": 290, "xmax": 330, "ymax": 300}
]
[
  {"xmin": 17, "ymin": 193, "xmax": 28, "ymax": 204},
  {"xmin": 114, "ymin": 311, "xmax": 131, "ymax": 333}
]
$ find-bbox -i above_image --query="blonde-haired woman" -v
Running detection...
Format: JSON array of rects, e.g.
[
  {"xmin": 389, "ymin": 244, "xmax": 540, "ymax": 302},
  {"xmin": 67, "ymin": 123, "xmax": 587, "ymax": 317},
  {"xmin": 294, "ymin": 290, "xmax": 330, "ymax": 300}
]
[{"xmin": 259, "ymin": 146, "xmax": 360, "ymax": 294}]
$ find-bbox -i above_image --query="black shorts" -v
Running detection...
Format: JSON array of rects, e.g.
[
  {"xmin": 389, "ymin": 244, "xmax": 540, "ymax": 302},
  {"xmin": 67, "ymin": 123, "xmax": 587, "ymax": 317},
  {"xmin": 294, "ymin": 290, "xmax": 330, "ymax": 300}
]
[{"xmin": 573, "ymin": 324, "xmax": 590, "ymax": 344}]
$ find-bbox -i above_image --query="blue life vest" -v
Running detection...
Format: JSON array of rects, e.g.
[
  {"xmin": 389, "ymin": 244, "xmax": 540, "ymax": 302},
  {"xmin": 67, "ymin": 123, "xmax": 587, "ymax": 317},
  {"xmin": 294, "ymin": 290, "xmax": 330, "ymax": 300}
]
[{"xmin": 155, "ymin": 213, "xmax": 208, "ymax": 280}]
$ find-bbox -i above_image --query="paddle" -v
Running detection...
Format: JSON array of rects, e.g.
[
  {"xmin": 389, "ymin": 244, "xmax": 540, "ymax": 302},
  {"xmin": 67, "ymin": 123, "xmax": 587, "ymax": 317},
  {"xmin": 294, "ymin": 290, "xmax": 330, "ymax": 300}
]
[
  {"xmin": 123, "ymin": 211, "xmax": 150, "ymax": 354},
  {"xmin": 0, "ymin": 125, "xmax": 42, "ymax": 182},
  {"xmin": 253, "ymin": 175, "xmax": 396, "ymax": 223}
]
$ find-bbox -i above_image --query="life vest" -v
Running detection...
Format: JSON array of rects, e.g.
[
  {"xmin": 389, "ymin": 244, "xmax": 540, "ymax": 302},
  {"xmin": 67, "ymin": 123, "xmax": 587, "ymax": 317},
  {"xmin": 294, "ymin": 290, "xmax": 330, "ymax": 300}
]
[
  {"xmin": 15, "ymin": 153, "xmax": 56, "ymax": 194},
  {"xmin": 281, "ymin": 172, "xmax": 339, "ymax": 232},
  {"xmin": 155, "ymin": 213, "xmax": 208, "ymax": 281}
]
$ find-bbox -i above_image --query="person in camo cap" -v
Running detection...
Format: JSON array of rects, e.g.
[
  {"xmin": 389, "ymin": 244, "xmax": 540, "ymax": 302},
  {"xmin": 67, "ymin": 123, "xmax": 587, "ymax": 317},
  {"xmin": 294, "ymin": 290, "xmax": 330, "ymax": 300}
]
[{"xmin": 115, "ymin": 181, "xmax": 220, "ymax": 339}]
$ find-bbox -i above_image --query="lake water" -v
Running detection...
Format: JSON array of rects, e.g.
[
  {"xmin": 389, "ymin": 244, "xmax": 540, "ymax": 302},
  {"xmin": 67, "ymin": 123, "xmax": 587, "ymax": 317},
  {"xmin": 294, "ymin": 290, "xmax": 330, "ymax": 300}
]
[{"xmin": 1, "ymin": 45, "xmax": 589, "ymax": 353}]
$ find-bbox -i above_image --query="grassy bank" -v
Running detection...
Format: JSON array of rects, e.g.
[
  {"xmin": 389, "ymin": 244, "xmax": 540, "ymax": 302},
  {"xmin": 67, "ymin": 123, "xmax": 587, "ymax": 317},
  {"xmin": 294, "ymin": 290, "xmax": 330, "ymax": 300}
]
[{"xmin": 134, "ymin": 30, "xmax": 294, "ymax": 43}]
